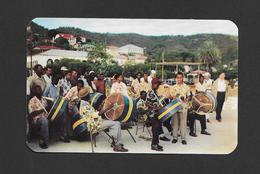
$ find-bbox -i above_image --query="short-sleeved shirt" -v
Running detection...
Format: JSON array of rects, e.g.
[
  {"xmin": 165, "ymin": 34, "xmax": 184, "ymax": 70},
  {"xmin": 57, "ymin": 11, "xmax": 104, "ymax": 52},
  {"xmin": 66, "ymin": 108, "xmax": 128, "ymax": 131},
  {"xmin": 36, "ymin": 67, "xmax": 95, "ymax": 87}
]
[
  {"xmin": 131, "ymin": 79, "xmax": 141, "ymax": 95},
  {"xmin": 139, "ymin": 81, "xmax": 151, "ymax": 93},
  {"xmin": 65, "ymin": 86, "xmax": 79, "ymax": 109},
  {"xmin": 195, "ymin": 82, "xmax": 207, "ymax": 92},
  {"xmin": 28, "ymin": 96, "xmax": 48, "ymax": 123},
  {"xmin": 58, "ymin": 78, "xmax": 71, "ymax": 96},
  {"xmin": 170, "ymin": 83, "xmax": 190, "ymax": 99},
  {"xmin": 110, "ymin": 82, "xmax": 128, "ymax": 96},
  {"xmin": 44, "ymin": 84, "xmax": 59, "ymax": 99}
]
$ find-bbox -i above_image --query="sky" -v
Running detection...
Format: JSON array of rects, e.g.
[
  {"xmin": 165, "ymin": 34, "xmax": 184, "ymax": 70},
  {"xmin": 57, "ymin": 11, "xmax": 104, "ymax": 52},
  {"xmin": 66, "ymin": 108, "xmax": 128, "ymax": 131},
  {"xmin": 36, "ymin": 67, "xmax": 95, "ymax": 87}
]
[{"xmin": 32, "ymin": 18, "xmax": 238, "ymax": 36}]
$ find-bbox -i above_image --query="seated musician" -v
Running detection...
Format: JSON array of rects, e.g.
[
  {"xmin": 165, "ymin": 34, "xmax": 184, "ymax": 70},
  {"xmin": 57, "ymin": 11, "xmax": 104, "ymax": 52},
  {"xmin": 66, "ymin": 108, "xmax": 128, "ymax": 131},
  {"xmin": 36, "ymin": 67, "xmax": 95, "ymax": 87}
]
[
  {"xmin": 188, "ymin": 74, "xmax": 211, "ymax": 137},
  {"xmin": 60, "ymin": 80, "xmax": 85, "ymax": 142},
  {"xmin": 97, "ymin": 105, "xmax": 129, "ymax": 152},
  {"xmin": 136, "ymin": 91, "xmax": 149, "ymax": 121},
  {"xmin": 28, "ymin": 85, "xmax": 50, "ymax": 149},
  {"xmin": 146, "ymin": 77, "xmax": 166, "ymax": 151},
  {"xmin": 170, "ymin": 72, "xmax": 191, "ymax": 145}
]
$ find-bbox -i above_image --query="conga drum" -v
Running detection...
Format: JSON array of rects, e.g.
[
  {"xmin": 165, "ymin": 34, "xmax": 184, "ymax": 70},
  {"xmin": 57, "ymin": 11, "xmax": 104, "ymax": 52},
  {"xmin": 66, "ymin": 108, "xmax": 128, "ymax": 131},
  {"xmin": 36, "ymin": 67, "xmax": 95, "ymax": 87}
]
[
  {"xmin": 157, "ymin": 99, "xmax": 183, "ymax": 122},
  {"xmin": 48, "ymin": 96, "xmax": 68, "ymax": 122},
  {"xmin": 191, "ymin": 91, "xmax": 217, "ymax": 114},
  {"xmin": 102, "ymin": 93, "xmax": 137, "ymax": 122},
  {"xmin": 71, "ymin": 113, "xmax": 88, "ymax": 136},
  {"xmin": 83, "ymin": 92, "xmax": 106, "ymax": 110}
]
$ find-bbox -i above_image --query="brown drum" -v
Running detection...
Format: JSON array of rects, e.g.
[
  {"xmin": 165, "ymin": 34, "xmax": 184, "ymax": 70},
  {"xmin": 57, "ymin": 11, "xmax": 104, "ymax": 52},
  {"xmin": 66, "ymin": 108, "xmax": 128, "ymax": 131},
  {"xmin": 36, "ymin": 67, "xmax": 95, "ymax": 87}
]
[
  {"xmin": 191, "ymin": 92, "xmax": 217, "ymax": 114},
  {"xmin": 102, "ymin": 93, "xmax": 137, "ymax": 122}
]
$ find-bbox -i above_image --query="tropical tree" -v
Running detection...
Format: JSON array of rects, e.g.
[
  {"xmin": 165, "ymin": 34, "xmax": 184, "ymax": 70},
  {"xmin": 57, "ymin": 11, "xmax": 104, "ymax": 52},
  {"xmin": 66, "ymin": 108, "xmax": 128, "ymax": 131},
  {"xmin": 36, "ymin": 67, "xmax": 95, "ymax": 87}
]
[{"xmin": 197, "ymin": 41, "xmax": 221, "ymax": 70}]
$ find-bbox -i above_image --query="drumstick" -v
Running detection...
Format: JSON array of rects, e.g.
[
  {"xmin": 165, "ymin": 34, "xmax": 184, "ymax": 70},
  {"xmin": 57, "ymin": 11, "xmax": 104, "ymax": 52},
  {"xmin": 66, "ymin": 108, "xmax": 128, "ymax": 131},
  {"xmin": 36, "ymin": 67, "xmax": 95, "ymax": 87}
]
[{"xmin": 35, "ymin": 97, "xmax": 48, "ymax": 114}]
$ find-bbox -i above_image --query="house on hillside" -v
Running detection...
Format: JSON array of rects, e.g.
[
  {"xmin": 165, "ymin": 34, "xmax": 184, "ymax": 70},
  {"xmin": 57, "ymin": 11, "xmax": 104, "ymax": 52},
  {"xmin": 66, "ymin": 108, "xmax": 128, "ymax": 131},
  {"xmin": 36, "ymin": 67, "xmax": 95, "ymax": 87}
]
[
  {"xmin": 55, "ymin": 33, "xmax": 77, "ymax": 45},
  {"xmin": 118, "ymin": 44, "xmax": 144, "ymax": 55},
  {"xmin": 26, "ymin": 49, "xmax": 88, "ymax": 68},
  {"xmin": 106, "ymin": 44, "xmax": 147, "ymax": 65}
]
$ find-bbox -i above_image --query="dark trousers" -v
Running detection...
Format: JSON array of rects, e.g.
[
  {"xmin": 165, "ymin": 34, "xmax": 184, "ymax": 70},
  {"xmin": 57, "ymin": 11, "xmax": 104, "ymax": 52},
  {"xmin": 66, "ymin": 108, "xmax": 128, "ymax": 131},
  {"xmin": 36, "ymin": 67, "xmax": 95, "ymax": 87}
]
[
  {"xmin": 216, "ymin": 92, "xmax": 226, "ymax": 120},
  {"xmin": 188, "ymin": 112, "xmax": 206, "ymax": 133},
  {"xmin": 151, "ymin": 117, "xmax": 161, "ymax": 145},
  {"xmin": 36, "ymin": 117, "xmax": 49, "ymax": 142},
  {"xmin": 161, "ymin": 119, "xmax": 173, "ymax": 133}
]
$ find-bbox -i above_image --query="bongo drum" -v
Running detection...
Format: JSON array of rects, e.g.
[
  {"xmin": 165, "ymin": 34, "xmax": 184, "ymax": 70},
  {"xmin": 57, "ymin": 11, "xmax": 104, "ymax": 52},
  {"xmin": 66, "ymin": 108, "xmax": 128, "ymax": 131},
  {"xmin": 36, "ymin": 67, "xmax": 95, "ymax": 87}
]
[
  {"xmin": 102, "ymin": 93, "xmax": 137, "ymax": 122},
  {"xmin": 71, "ymin": 113, "xmax": 88, "ymax": 136},
  {"xmin": 157, "ymin": 99, "xmax": 183, "ymax": 122},
  {"xmin": 48, "ymin": 96, "xmax": 68, "ymax": 122},
  {"xmin": 192, "ymin": 91, "xmax": 217, "ymax": 114},
  {"xmin": 85, "ymin": 92, "xmax": 106, "ymax": 110}
]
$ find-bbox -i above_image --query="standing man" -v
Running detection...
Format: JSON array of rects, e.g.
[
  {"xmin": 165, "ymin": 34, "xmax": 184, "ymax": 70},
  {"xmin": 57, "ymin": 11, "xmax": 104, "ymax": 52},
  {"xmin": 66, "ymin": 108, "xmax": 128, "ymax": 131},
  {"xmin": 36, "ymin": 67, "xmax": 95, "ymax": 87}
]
[
  {"xmin": 203, "ymin": 72, "xmax": 213, "ymax": 123},
  {"xmin": 43, "ymin": 75, "xmax": 59, "ymax": 99},
  {"xmin": 95, "ymin": 72, "xmax": 106, "ymax": 95},
  {"xmin": 70, "ymin": 69, "xmax": 78, "ymax": 87},
  {"xmin": 212, "ymin": 73, "xmax": 229, "ymax": 122},
  {"xmin": 27, "ymin": 64, "xmax": 46, "ymax": 96},
  {"xmin": 171, "ymin": 72, "xmax": 191, "ymax": 145},
  {"xmin": 140, "ymin": 72, "xmax": 152, "ymax": 92},
  {"xmin": 43, "ymin": 67, "xmax": 52, "ymax": 94},
  {"xmin": 188, "ymin": 75, "xmax": 211, "ymax": 137},
  {"xmin": 58, "ymin": 71, "xmax": 72, "ymax": 96},
  {"xmin": 131, "ymin": 72, "xmax": 142, "ymax": 98}
]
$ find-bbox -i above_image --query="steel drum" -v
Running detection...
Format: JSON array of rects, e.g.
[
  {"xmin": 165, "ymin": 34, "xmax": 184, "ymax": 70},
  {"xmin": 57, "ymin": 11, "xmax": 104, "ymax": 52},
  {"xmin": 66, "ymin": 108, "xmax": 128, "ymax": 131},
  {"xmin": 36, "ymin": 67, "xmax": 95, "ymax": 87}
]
[
  {"xmin": 48, "ymin": 96, "xmax": 68, "ymax": 122},
  {"xmin": 191, "ymin": 91, "xmax": 217, "ymax": 115},
  {"xmin": 71, "ymin": 113, "xmax": 88, "ymax": 136},
  {"xmin": 84, "ymin": 92, "xmax": 106, "ymax": 110},
  {"xmin": 102, "ymin": 93, "xmax": 137, "ymax": 122},
  {"xmin": 157, "ymin": 98, "xmax": 183, "ymax": 122}
]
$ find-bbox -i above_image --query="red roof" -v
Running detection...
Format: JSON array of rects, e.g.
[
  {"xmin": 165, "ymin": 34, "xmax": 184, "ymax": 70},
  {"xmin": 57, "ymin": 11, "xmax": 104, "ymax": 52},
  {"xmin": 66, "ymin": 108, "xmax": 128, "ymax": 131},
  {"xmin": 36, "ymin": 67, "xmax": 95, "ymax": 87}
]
[
  {"xmin": 34, "ymin": 45, "xmax": 61, "ymax": 50},
  {"xmin": 57, "ymin": 33, "xmax": 76, "ymax": 39}
]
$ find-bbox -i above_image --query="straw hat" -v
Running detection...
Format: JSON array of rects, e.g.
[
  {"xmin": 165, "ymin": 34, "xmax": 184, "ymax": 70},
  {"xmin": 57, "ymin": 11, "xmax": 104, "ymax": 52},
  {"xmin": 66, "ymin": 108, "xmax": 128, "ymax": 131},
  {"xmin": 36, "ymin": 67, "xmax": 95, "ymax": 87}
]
[{"xmin": 78, "ymin": 87, "xmax": 91, "ymax": 98}]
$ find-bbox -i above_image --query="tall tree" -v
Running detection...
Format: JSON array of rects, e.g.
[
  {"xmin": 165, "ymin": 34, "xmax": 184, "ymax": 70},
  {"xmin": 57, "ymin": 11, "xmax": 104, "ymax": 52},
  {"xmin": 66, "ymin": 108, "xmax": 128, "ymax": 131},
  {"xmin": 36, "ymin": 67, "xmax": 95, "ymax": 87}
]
[{"xmin": 197, "ymin": 41, "xmax": 221, "ymax": 70}]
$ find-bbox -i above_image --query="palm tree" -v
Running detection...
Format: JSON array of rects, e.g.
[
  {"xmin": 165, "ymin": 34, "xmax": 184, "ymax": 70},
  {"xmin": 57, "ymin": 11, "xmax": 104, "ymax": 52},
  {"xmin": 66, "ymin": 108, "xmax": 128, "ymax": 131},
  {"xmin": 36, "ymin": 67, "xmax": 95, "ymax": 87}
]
[{"xmin": 197, "ymin": 41, "xmax": 221, "ymax": 71}]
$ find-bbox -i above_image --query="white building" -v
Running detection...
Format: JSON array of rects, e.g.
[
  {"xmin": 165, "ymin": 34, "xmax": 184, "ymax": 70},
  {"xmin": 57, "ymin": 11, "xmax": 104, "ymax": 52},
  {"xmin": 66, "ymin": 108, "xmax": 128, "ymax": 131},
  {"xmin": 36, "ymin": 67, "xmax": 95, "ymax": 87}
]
[
  {"xmin": 26, "ymin": 49, "xmax": 88, "ymax": 68},
  {"xmin": 118, "ymin": 44, "xmax": 144, "ymax": 55}
]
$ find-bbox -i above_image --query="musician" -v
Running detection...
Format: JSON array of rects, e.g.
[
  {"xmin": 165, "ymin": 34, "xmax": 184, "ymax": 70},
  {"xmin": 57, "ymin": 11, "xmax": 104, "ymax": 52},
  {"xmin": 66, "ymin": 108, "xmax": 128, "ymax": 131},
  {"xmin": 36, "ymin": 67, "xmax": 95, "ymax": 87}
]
[
  {"xmin": 97, "ymin": 103, "xmax": 129, "ymax": 152},
  {"xmin": 146, "ymin": 77, "xmax": 165, "ymax": 151},
  {"xmin": 60, "ymin": 80, "xmax": 85, "ymax": 142},
  {"xmin": 27, "ymin": 64, "xmax": 46, "ymax": 96},
  {"xmin": 110, "ymin": 73, "xmax": 128, "ymax": 96},
  {"xmin": 188, "ymin": 75, "xmax": 211, "ymax": 137},
  {"xmin": 28, "ymin": 85, "xmax": 50, "ymax": 149},
  {"xmin": 212, "ymin": 73, "xmax": 229, "ymax": 122},
  {"xmin": 171, "ymin": 72, "xmax": 191, "ymax": 145}
]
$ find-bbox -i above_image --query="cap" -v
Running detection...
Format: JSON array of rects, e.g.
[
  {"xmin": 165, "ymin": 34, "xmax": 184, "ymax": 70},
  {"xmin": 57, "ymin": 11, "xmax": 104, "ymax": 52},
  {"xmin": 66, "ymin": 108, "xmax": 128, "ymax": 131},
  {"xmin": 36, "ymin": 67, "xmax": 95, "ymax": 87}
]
[{"xmin": 60, "ymin": 66, "xmax": 68, "ymax": 71}]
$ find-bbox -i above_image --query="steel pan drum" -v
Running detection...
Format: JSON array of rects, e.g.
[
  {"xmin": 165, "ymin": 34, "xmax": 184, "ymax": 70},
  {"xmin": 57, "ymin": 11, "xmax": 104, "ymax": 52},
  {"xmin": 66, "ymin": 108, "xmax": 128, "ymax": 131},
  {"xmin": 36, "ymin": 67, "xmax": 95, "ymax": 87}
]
[
  {"xmin": 85, "ymin": 92, "xmax": 106, "ymax": 110},
  {"xmin": 157, "ymin": 98, "xmax": 183, "ymax": 122},
  {"xmin": 48, "ymin": 96, "xmax": 68, "ymax": 122},
  {"xmin": 102, "ymin": 93, "xmax": 137, "ymax": 122},
  {"xmin": 192, "ymin": 92, "xmax": 217, "ymax": 114},
  {"xmin": 71, "ymin": 113, "xmax": 88, "ymax": 136}
]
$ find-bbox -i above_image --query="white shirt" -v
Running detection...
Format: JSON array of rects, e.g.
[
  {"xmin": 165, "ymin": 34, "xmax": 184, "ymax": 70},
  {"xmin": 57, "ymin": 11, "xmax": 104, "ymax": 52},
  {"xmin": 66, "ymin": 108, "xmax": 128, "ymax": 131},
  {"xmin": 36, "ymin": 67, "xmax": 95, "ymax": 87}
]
[
  {"xmin": 43, "ymin": 74, "xmax": 52, "ymax": 93},
  {"xmin": 110, "ymin": 82, "xmax": 128, "ymax": 96},
  {"xmin": 204, "ymin": 78, "xmax": 213, "ymax": 90},
  {"xmin": 217, "ymin": 79, "xmax": 227, "ymax": 92},
  {"xmin": 195, "ymin": 82, "xmax": 207, "ymax": 92}
]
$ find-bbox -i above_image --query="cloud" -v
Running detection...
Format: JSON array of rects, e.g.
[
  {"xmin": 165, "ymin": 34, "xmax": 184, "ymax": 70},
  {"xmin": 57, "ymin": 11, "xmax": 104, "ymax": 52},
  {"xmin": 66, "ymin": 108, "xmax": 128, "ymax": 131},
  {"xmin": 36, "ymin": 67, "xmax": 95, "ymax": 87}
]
[{"xmin": 32, "ymin": 18, "xmax": 238, "ymax": 36}]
